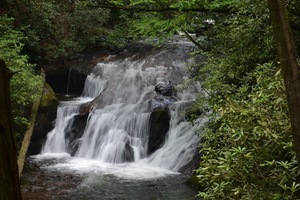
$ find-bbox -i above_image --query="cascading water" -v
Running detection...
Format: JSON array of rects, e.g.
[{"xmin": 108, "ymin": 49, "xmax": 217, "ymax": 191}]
[{"xmin": 38, "ymin": 42, "xmax": 204, "ymax": 181}]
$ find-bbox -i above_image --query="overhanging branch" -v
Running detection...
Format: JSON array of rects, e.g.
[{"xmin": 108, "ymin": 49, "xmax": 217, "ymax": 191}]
[
  {"xmin": 180, "ymin": 28, "xmax": 207, "ymax": 51},
  {"xmin": 87, "ymin": 3, "xmax": 232, "ymax": 14}
]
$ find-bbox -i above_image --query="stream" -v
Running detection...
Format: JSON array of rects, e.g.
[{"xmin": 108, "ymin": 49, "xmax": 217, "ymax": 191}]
[{"xmin": 21, "ymin": 40, "xmax": 204, "ymax": 200}]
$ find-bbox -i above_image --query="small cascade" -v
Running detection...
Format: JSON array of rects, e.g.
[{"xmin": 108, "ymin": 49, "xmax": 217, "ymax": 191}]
[
  {"xmin": 41, "ymin": 42, "xmax": 204, "ymax": 177},
  {"xmin": 81, "ymin": 73, "xmax": 108, "ymax": 98}
]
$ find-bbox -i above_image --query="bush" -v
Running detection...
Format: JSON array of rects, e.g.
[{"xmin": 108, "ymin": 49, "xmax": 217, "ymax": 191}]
[{"xmin": 197, "ymin": 64, "xmax": 300, "ymax": 199}]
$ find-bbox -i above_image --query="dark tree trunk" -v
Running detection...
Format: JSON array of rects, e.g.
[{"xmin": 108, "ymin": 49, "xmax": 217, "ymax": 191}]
[
  {"xmin": 0, "ymin": 60, "xmax": 22, "ymax": 200},
  {"xmin": 267, "ymin": 0, "xmax": 300, "ymax": 164}
]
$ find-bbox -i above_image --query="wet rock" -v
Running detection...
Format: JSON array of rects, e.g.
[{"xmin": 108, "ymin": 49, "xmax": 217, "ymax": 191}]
[
  {"xmin": 148, "ymin": 108, "xmax": 171, "ymax": 155},
  {"xmin": 148, "ymin": 82, "xmax": 178, "ymax": 111},
  {"xmin": 155, "ymin": 82, "xmax": 176, "ymax": 96},
  {"xmin": 79, "ymin": 101, "xmax": 93, "ymax": 116},
  {"xmin": 122, "ymin": 143, "xmax": 134, "ymax": 162},
  {"xmin": 79, "ymin": 88, "xmax": 106, "ymax": 116}
]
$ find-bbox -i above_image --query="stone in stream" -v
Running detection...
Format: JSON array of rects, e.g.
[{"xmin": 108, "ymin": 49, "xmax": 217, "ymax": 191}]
[
  {"xmin": 154, "ymin": 81, "xmax": 176, "ymax": 96},
  {"xmin": 150, "ymin": 81, "xmax": 178, "ymax": 110}
]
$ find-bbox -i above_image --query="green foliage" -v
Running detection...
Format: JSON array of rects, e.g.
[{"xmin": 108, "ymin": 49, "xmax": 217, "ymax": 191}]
[
  {"xmin": 103, "ymin": 11, "xmax": 180, "ymax": 48},
  {"xmin": 0, "ymin": 16, "xmax": 43, "ymax": 135},
  {"xmin": 6, "ymin": 0, "xmax": 111, "ymax": 62},
  {"xmin": 197, "ymin": 64, "xmax": 300, "ymax": 199},
  {"xmin": 190, "ymin": 0, "xmax": 300, "ymax": 199},
  {"xmin": 104, "ymin": 0, "xmax": 214, "ymax": 47}
]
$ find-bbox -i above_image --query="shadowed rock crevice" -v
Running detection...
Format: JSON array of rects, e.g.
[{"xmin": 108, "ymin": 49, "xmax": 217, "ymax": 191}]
[{"xmin": 148, "ymin": 108, "xmax": 171, "ymax": 155}]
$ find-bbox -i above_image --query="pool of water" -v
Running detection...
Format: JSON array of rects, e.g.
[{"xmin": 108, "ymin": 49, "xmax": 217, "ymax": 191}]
[{"xmin": 21, "ymin": 154, "xmax": 200, "ymax": 200}]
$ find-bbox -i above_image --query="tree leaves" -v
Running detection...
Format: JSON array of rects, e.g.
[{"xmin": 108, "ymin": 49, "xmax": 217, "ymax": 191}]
[{"xmin": 0, "ymin": 16, "xmax": 43, "ymax": 135}]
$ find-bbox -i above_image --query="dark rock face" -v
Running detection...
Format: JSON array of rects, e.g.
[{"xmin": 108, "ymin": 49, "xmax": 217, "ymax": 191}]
[
  {"xmin": 46, "ymin": 69, "xmax": 87, "ymax": 96},
  {"xmin": 148, "ymin": 108, "xmax": 171, "ymax": 155}
]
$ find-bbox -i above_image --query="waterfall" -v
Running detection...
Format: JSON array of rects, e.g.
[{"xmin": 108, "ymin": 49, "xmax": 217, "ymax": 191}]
[{"xmin": 41, "ymin": 43, "xmax": 203, "ymax": 175}]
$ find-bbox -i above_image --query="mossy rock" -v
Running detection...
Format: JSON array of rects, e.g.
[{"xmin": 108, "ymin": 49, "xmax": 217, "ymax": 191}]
[{"xmin": 40, "ymin": 83, "xmax": 57, "ymax": 108}]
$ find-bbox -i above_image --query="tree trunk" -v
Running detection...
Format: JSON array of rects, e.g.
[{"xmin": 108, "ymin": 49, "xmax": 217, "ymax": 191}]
[
  {"xmin": 267, "ymin": 0, "xmax": 300, "ymax": 164},
  {"xmin": 18, "ymin": 70, "xmax": 45, "ymax": 176},
  {"xmin": 0, "ymin": 60, "xmax": 22, "ymax": 199}
]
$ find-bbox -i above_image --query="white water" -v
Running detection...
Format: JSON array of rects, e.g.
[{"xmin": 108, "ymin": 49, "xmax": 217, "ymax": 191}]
[{"xmin": 40, "ymin": 47, "xmax": 203, "ymax": 179}]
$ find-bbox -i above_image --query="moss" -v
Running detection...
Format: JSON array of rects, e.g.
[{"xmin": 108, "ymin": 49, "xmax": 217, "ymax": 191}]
[{"xmin": 40, "ymin": 83, "xmax": 57, "ymax": 108}]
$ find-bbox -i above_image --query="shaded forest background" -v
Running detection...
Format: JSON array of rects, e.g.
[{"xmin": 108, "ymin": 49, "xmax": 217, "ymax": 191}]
[{"xmin": 1, "ymin": 0, "xmax": 300, "ymax": 199}]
